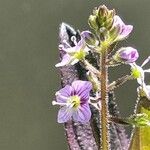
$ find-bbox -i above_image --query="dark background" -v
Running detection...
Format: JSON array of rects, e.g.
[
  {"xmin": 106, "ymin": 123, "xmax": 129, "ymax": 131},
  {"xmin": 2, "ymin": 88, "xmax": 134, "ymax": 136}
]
[{"xmin": 0, "ymin": 0, "xmax": 150, "ymax": 149}]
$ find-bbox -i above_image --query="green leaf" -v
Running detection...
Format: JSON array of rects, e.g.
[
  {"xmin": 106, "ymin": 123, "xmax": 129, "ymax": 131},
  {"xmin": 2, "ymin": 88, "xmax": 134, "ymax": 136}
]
[
  {"xmin": 126, "ymin": 113, "xmax": 150, "ymax": 127},
  {"xmin": 129, "ymin": 95, "xmax": 150, "ymax": 150}
]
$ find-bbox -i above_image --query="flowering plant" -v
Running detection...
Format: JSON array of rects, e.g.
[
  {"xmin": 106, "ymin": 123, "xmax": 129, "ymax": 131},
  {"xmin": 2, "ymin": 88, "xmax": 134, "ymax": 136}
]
[{"xmin": 53, "ymin": 5, "xmax": 150, "ymax": 150}]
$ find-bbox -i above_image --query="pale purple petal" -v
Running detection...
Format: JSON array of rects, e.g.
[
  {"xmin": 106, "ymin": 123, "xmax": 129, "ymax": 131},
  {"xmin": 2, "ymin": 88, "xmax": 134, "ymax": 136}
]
[
  {"xmin": 72, "ymin": 80, "xmax": 92, "ymax": 101},
  {"xmin": 55, "ymin": 54, "xmax": 72, "ymax": 67},
  {"xmin": 81, "ymin": 30, "xmax": 92, "ymax": 38},
  {"xmin": 63, "ymin": 46, "xmax": 78, "ymax": 53},
  {"xmin": 57, "ymin": 106, "xmax": 72, "ymax": 123},
  {"xmin": 63, "ymin": 38, "xmax": 85, "ymax": 53},
  {"xmin": 113, "ymin": 15, "xmax": 133, "ymax": 41},
  {"xmin": 56, "ymin": 85, "xmax": 73, "ymax": 103},
  {"xmin": 72, "ymin": 104, "xmax": 91, "ymax": 123},
  {"xmin": 114, "ymin": 15, "xmax": 124, "ymax": 26},
  {"xmin": 58, "ymin": 85, "xmax": 73, "ymax": 97},
  {"xmin": 76, "ymin": 39, "xmax": 86, "ymax": 51},
  {"xmin": 81, "ymin": 31, "xmax": 93, "ymax": 44},
  {"xmin": 119, "ymin": 25, "xmax": 133, "ymax": 39}
]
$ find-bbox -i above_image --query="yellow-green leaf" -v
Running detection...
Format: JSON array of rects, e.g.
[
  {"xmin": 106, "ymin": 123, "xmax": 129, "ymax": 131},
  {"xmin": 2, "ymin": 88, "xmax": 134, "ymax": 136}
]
[{"xmin": 129, "ymin": 96, "xmax": 150, "ymax": 150}]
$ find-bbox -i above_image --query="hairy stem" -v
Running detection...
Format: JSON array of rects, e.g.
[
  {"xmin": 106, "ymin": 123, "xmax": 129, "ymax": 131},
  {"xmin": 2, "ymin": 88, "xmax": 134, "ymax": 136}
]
[{"xmin": 100, "ymin": 50, "xmax": 109, "ymax": 150}]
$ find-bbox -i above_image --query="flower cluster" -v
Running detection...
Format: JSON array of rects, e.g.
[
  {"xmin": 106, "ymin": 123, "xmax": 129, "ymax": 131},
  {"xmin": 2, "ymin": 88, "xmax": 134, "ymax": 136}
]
[
  {"xmin": 55, "ymin": 5, "xmax": 137, "ymax": 68},
  {"xmin": 53, "ymin": 4, "xmax": 150, "ymax": 126}
]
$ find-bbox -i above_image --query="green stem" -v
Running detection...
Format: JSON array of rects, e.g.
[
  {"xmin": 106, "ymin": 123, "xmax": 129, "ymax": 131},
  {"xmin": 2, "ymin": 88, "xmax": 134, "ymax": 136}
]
[{"xmin": 100, "ymin": 50, "xmax": 109, "ymax": 150}]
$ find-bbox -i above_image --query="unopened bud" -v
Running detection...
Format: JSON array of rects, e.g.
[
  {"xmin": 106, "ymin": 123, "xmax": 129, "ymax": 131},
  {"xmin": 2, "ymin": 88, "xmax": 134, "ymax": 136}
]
[
  {"xmin": 81, "ymin": 31, "xmax": 99, "ymax": 47},
  {"xmin": 113, "ymin": 47, "xmax": 139, "ymax": 63},
  {"xmin": 88, "ymin": 15, "xmax": 99, "ymax": 31},
  {"xmin": 88, "ymin": 5, "xmax": 115, "ymax": 32}
]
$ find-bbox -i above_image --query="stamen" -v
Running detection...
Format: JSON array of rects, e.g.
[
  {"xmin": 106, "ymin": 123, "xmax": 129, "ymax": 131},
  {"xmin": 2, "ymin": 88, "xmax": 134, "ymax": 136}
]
[
  {"xmin": 52, "ymin": 101, "xmax": 67, "ymax": 106},
  {"xmin": 62, "ymin": 40, "xmax": 71, "ymax": 48},
  {"xmin": 52, "ymin": 101, "xmax": 57, "ymax": 105},
  {"xmin": 71, "ymin": 36, "xmax": 77, "ymax": 45}
]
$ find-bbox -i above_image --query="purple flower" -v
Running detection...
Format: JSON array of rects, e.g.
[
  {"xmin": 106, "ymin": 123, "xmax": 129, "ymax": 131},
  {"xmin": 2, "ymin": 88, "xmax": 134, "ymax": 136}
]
[
  {"xmin": 114, "ymin": 47, "xmax": 139, "ymax": 63},
  {"xmin": 52, "ymin": 80, "xmax": 92, "ymax": 123},
  {"xmin": 112, "ymin": 15, "xmax": 133, "ymax": 42},
  {"xmin": 55, "ymin": 34, "xmax": 90, "ymax": 67}
]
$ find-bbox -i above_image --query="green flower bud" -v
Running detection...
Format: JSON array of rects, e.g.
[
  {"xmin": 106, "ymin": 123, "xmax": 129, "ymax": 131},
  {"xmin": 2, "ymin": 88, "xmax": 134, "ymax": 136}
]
[
  {"xmin": 88, "ymin": 15, "xmax": 99, "ymax": 31},
  {"xmin": 88, "ymin": 5, "xmax": 115, "ymax": 34},
  {"xmin": 97, "ymin": 5, "xmax": 115, "ymax": 30}
]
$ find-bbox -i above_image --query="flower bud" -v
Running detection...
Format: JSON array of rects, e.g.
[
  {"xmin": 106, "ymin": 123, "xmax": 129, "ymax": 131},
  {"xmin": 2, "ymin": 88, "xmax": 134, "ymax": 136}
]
[
  {"xmin": 97, "ymin": 5, "xmax": 115, "ymax": 29},
  {"xmin": 88, "ymin": 15, "xmax": 99, "ymax": 31},
  {"xmin": 88, "ymin": 5, "xmax": 115, "ymax": 31},
  {"xmin": 81, "ymin": 31, "xmax": 99, "ymax": 47},
  {"xmin": 113, "ymin": 47, "xmax": 139, "ymax": 63}
]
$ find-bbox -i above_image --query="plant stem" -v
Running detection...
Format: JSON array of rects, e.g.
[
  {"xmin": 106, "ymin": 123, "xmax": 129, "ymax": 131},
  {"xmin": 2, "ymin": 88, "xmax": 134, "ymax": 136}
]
[{"xmin": 100, "ymin": 49, "xmax": 109, "ymax": 150}]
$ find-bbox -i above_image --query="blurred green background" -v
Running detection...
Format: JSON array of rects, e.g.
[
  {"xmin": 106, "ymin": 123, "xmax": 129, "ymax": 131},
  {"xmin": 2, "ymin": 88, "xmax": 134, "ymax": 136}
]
[{"xmin": 0, "ymin": 0, "xmax": 150, "ymax": 149}]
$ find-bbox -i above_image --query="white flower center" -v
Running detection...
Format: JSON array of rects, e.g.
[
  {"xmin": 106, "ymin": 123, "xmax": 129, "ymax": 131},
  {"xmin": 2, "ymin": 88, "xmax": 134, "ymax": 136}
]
[{"xmin": 67, "ymin": 95, "xmax": 81, "ymax": 108}]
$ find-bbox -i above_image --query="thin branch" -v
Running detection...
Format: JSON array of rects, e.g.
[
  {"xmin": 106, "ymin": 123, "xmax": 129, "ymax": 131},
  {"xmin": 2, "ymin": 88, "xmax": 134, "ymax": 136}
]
[{"xmin": 108, "ymin": 75, "xmax": 133, "ymax": 91}]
